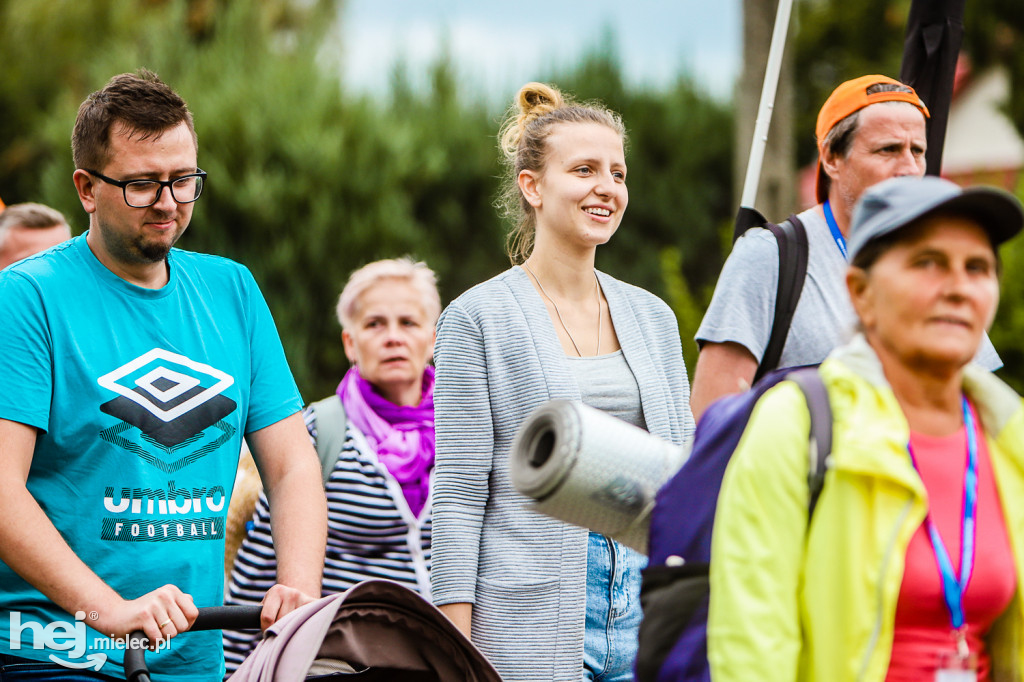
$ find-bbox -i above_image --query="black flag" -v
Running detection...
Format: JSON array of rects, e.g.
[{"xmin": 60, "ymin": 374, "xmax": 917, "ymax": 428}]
[{"xmin": 899, "ymin": 0, "xmax": 968, "ymax": 176}]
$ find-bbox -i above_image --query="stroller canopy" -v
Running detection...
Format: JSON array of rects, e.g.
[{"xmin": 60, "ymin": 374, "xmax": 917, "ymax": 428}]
[{"xmin": 229, "ymin": 580, "xmax": 502, "ymax": 681}]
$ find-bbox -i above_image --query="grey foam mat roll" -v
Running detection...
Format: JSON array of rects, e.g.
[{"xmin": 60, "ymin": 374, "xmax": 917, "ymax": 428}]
[{"xmin": 510, "ymin": 400, "xmax": 685, "ymax": 554}]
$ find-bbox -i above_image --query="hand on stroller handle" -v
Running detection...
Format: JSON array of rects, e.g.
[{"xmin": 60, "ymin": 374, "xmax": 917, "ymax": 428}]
[
  {"xmin": 123, "ymin": 581, "xmax": 504, "ymax": 682},
  {"xmin": 123, "ymin": 604, "xmax": 263, "ymax": 682}
]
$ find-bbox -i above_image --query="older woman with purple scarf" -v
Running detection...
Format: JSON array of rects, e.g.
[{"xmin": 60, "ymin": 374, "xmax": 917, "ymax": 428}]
[
  {"xmin": 223, "ymin": 257, "xmax": 440, "ymax": 674},
  {"xmin": 336, "ymin": 364, "xmax": 435, "ymax": 518}
]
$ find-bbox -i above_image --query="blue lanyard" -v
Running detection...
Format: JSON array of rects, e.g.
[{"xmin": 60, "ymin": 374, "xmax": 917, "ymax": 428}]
[
  {"xmin": 822, "ymin": 200, "xmax": 848, "ymax": 259},
  {"xmin": 906, "ymin": 396, "xmax": 979, "ymax": 631}
]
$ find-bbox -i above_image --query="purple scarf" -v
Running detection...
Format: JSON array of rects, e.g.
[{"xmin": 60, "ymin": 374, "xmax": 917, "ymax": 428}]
[{"xmin": 337, "ymin": 366, "xmax": 435, "ymax": 518}]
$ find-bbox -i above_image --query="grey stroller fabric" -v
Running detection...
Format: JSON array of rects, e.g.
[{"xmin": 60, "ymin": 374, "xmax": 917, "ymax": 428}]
[{"xmin": 228, "ymin": 580, "xmax": 502, "ymax": 681}]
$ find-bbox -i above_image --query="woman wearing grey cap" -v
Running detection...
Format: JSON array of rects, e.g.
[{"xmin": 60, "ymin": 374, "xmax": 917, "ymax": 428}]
[{"xmin": 707, "ymin": 175, "xmax": 1024, "ymax": 681}]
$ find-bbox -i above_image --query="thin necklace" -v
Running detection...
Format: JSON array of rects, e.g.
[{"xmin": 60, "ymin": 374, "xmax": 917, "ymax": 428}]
[{"xmin": 522, "ymin": 262, "xmax": 602, "ymax": 357}]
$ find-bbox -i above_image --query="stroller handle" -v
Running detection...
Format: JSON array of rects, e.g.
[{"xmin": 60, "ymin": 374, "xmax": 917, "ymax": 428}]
[{"xmin": 124, "ymin": 604, "xmax": 263, "ymax": 682}]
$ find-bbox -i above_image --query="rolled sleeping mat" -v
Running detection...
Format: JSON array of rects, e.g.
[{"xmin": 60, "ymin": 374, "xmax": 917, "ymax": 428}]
[{"xmin": 510, "ymin": 400, "xmax": 686, "ymax": 554}]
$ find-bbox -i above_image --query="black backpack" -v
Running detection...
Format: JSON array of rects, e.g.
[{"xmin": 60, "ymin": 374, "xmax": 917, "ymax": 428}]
[{"xmin": 635, "ymin": 366, "xmax": 832, "ymax": 682}]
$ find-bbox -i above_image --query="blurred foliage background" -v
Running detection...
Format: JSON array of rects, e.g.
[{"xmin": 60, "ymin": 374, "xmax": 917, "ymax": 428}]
[{"xmin": 2, "ymin": 0, "xmax": 1023, "ymax": 397}]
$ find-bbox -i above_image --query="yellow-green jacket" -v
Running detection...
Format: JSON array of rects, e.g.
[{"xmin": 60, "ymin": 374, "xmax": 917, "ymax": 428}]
[{"xmin": 708, "ymin": 335, "xmax": 1024, "ymax": 681}]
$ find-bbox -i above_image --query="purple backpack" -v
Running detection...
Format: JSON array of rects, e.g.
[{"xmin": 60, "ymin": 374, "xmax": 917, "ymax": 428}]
[{"xmin": 636, "ymin": 367, "xmax": 832, "ymax": 682}]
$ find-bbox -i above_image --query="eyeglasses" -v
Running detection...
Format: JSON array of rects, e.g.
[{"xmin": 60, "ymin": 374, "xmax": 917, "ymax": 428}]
[{"xmin": 83, "ymin": 168, "xmax": 207, "ymax": 208}]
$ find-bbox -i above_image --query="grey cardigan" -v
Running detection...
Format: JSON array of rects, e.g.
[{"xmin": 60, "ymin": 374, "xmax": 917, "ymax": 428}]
[{"xmin": 431, "ymin": 266, "xmax": 695, "ymax": 681}]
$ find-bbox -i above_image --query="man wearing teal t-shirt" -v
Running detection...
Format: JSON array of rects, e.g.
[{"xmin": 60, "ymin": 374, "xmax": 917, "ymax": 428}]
[{"xmin": 0, "ymin": 70, "xmax": 327, "ymax": 680}]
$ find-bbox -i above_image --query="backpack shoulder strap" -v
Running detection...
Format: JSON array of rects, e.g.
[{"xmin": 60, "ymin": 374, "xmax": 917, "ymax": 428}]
[
  {"xmin": 308, "ymin": 394, "xmax": 348, "ymax": 486},
  {"xmin": 785, "ymin": 367, "xmax": 832, "ymax": 518},
  {"xmin": 732, "ymin": 205, "xmax": 769, "ymax": 243},
  {"xmin": 756, "ymin": 214, "xmax": 810, "ymax": 382}
]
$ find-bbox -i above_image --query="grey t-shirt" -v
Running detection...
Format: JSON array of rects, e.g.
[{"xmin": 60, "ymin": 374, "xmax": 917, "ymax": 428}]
[
  {"xmin": 566, "ymin": 349, "xmax": 647, "ymax": 430},
  {"xmin": 695, "ymin": 205, "xmax": 1001, "ymax": 370}
]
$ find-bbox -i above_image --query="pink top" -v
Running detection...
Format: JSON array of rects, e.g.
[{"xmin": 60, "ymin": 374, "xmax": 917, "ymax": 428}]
[{"xmin": 886, "ymin": 403, "xmax": 1016, "ymax": 681}]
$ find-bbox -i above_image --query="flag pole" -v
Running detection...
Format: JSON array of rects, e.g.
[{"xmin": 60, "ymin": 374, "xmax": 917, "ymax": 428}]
[
  {"xmin": 899, "ymin": 0, "xmax": 967, "ymax": 176},
  {"xmin": 740, "ymin": 0, "xmax": 795, "ymax": 209}
]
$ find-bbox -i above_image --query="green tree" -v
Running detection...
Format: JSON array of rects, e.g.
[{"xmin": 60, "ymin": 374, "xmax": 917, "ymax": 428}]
[
  {"xmin": 970, "ymin": 0, "xmax": 1024, "ymax": 392},
  {"xmin": 987, "ymin": 174, "xmax": 1024, "ymax": 393},
  {"xmin": 3, "ymin": 1, "xmax": 735, "ymax": 398},
  {"xmin": 792, "ymin": 0, "xmax": 910, "ymax": 168},
  {"xmin": 547, "ymin": 45, "xmax": 734, "ymax": 351},
  {"xmin": 7, "ymin": 0, "xmax": 510, "ymax": 399}
]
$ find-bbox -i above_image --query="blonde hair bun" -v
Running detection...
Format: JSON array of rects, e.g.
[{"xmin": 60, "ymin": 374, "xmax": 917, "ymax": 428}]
[
  {"xmin": 500, "ymin": 82, "xmax": 566, "ymax": 161},
  {"xmin": 518, "ymin": 82, "xmax": 564, "ymax": 121}
]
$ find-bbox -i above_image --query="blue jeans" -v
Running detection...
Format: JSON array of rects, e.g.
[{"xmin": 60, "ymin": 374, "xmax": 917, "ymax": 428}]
[
  {"xmin": 0, "ymin": 655, "xmax": 117, "ymax": 681},
  {"xmin": 583, "ymin": 532, "xmax": 646, "ymax": 682}
]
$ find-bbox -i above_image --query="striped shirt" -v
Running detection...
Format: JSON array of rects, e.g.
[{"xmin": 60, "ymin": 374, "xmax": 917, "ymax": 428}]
[{"xmin": 222, "ymin": 405, "xmax": 432, "ymax": 674}]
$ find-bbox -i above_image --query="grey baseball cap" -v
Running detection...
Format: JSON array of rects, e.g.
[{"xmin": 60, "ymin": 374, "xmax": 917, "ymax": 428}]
[{"xmin": 847, "ymin": 175, "xmax": 1024, "ymax": 263}]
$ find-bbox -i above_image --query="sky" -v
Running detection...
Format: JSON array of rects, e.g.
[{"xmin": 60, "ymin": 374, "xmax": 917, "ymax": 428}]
[{"xmin": 336, "ymin": 0, "xmax": 742, "ymax": 103}]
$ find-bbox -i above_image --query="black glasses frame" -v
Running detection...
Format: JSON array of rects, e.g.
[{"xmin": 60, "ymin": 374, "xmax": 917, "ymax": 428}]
[{"xmin": 83, "ymin": 168, "xmax": 207, "ymax": 208}]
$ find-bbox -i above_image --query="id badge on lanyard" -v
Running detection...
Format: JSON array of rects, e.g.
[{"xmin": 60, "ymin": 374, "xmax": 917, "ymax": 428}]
[
  {"xmin": 907, "ymin": 396, "xmax": 980, "ymax": 682},
  {"xmin": 935, "ymin": 628, "xmax": 977, "ymax": 680},
  {"xmin": 936, "ymin": 645, "xmax": 977, "ymax": 681}
]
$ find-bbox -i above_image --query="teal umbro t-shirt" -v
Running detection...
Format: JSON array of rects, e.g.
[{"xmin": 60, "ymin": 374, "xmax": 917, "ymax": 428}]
[{"xmin": 0, "ymin": 235, "xmax": 302, "ymax": 680}]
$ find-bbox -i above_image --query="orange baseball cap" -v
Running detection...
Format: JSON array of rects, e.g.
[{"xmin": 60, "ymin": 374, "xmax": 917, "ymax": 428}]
[{"xmin": 815, "ymin": 75, "xmax": 930, "ymax": 203}]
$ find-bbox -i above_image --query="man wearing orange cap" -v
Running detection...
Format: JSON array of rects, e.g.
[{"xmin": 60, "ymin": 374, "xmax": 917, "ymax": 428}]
[{"xmin": 690, "ymin": 75, "xmax": 1000, "ymax": 419}]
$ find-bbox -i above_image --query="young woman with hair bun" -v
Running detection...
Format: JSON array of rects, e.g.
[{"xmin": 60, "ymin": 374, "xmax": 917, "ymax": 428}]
[{"xmin": 430, "ymin": 82, "xmax": 695, "ymax": 681}]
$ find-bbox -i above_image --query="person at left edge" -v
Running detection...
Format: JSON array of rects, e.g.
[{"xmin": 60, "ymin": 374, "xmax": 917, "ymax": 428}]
[
  {"xmin": 0, "ymin": 202, "xmax": 71, "ymax": 270},
  {"xmin": 0, "ymin": 70, "xmax": 327, "ymax": 681}
]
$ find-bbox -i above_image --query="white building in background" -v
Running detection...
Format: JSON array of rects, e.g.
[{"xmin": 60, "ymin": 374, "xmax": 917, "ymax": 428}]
[{"xmin": 943, "ymin": 64, "xmax": 1024, "ymax": 191}]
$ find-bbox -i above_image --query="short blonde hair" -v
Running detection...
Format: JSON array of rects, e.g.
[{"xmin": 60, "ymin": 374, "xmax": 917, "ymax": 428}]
[{"xmin": 336, "ymin": 257, "xmax": 441, "ymax": 331}]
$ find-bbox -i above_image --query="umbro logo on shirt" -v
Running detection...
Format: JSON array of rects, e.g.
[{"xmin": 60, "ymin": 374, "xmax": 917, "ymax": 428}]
[{"xmin": 96, "ymin": 348, "xmax": 238, "ymax": 473}]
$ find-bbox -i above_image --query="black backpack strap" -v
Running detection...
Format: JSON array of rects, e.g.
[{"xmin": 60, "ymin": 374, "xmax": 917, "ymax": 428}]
[
  {"xmin": 786, "ymin": 368, "xmax": 832, "ymax": 518},
  {"xmin": 756, "ymin": 214, "xmax": 809, "ymax": 382},
  {"xmin": 308, "ymin": 394, "xmax": 348, "ymax": 486},
  {"xmin": 732, "ymin": 205, "xmax": 769, "ymax": 242}
]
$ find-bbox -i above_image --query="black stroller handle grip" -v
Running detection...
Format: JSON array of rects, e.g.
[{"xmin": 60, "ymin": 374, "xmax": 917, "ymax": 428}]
[
  {"xmin": 193, "ymin": 604, "xmax": 264, "ymax": 630},
  {"xmin": 124, "ymin": 604, "xmax": 264, "ymax": 682}
]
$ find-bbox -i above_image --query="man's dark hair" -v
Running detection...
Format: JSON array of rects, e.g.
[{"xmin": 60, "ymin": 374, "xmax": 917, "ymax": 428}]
[{"xmin": 71, "ymin": 69, "xmax": 196, "ymax": 171}]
